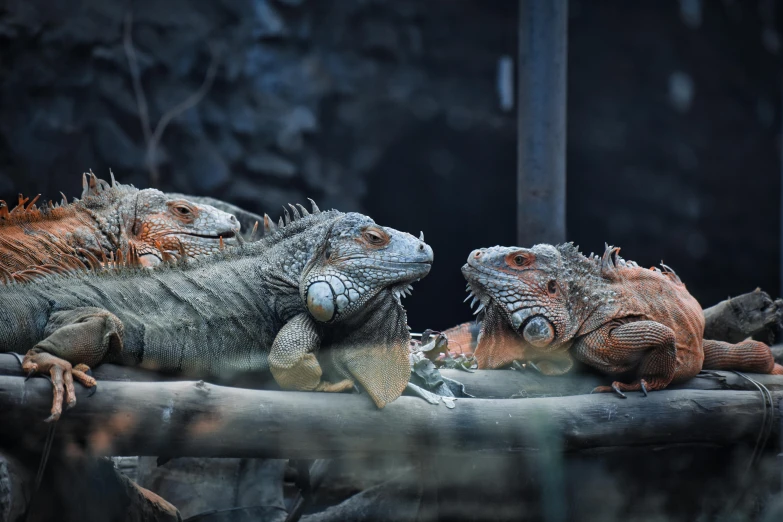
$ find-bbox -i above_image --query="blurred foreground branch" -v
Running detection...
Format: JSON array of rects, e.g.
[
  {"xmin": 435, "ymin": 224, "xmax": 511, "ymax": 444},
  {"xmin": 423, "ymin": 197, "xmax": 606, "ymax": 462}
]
[{"xmin": 0, "ymin": 364, "xmax": 780, "ymax": 460}]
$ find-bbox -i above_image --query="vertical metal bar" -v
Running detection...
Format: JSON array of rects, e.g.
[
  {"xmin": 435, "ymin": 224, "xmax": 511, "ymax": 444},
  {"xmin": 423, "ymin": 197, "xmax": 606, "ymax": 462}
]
[{"xmin": 517, "ymin": 0, "xmax": 568, "ymax": 247}]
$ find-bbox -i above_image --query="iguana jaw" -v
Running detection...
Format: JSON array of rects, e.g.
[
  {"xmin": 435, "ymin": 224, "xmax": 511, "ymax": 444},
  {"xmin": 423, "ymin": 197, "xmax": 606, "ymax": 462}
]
[
  {"xmin": 461, "ymin": 245, "xmax": 567, "ymax": 353},
  {"xmin": 130, "ymin": 196, "xmax": 242, "ymax": 259},
  {"xmin": 301, "ymin": 214, "xmax": 433, "ymax": 324}
]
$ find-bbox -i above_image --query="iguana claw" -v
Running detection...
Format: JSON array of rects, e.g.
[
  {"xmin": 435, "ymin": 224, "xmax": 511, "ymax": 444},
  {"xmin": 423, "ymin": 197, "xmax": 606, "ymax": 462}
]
[
  {"xmin": 510, "ymin": 360, "xmax": 526, "ymax": 372},
  {"xmin": 526, "ymin": 361, "xmax": 543, "ymax": 374},
  {"xmin": 22, "ymin": 352, "xmax": 97, "ymax": 421},
  {"xmin": 592, "ymin": 379, "xmax": 655, "ymax": 399},
  {"xmin": 611, "ymin": 382, "xmax": 628, "ymax": 398},
  {"xmin": 591, "ymin": 383, "xmax": 627, "ymax": 398}
]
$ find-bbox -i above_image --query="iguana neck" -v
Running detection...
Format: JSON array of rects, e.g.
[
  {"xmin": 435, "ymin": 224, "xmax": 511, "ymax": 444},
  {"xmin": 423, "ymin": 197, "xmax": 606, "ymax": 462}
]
[
  {"xmin": 557, "ymin": 244, "xmax": 619, "ymax": 338},
  {"xmin": 77, "ymin": 203, "xmax": 123, "ymax": 252}
]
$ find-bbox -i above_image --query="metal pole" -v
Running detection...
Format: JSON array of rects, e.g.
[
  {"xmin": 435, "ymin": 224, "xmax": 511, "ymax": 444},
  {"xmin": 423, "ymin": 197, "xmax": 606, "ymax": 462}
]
[{"xmin": 517, "ymin": 0, "xmax": 568, "ymax": 247}]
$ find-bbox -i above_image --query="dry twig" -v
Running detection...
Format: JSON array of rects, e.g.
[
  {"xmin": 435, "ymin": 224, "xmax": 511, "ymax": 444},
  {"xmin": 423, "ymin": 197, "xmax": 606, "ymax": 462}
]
[{"xmin": 123, "ymin": 12, "xmax": 220, "ymax": 187}]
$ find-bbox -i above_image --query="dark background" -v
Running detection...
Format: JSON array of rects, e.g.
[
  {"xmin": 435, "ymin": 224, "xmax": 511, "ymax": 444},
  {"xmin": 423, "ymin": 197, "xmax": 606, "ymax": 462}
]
[{"xmin": 0, "ymin": 0, "xmax": 780, "ymax": 331}]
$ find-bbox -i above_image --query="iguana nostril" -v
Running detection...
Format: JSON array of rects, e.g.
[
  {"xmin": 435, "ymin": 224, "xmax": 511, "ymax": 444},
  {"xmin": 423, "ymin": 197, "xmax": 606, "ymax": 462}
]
[{"xmin": 522, "ymin": 316, "xmax": 555, "ymax": 348}]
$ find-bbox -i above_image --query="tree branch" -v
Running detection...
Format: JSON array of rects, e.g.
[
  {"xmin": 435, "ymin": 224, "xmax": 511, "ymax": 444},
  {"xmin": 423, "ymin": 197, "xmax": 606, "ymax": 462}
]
[
  {"xmin": 0, "ymin": 371, "xmax": 779, "ymax": 460},
  {"xmin": 123, "ymin": 11, "xmax": 220, "ymax": 188}
]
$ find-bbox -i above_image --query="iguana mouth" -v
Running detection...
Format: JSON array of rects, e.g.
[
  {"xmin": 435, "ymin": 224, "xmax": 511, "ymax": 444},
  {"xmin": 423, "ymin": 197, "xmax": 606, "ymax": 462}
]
[{"xmin": 170, "ymin": 231, "xmax": 237, "ymax": 240}]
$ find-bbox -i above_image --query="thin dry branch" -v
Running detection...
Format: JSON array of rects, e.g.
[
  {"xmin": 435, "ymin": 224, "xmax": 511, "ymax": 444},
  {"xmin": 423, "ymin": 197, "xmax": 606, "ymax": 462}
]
[
  {"xmin": 123, "ymin": 11, "xmax": 220, "ymax": 188},
  {"xmin": 123, "ymin": 12, "xmax": 152, "ymax": 148}
]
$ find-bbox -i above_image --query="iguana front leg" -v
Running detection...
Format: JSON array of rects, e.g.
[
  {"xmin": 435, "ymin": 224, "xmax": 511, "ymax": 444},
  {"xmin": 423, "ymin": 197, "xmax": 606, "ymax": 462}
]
[
  {"xmin": 572, "ymin": 320, "xmax": 677, "ymax": 398},
  {"xmin": 23, "ymin": 307, "xmax": 124, "ymax": 421},
  {"xmin": 268, "ymin": 313, "xmax": 354, "ymax": 393}
]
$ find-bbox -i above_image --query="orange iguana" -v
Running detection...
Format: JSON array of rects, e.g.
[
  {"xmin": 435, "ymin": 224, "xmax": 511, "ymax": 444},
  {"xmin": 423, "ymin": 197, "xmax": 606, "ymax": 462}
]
[
  {"xmin": 445, "ymin": 243, "xmax": 783, "ymax": 397},
  {"xmin": 0, "ymin": 172, "xmax": 241, "ymax": 280}
]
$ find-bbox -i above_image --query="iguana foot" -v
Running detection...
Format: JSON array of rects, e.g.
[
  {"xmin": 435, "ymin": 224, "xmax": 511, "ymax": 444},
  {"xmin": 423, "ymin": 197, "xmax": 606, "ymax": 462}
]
[
  {"xmin": 314, "ymin": 379, "xmax": 355, "ymax": 393},
  {"xmin": 22, "ymin": 352, "xmax": 97, "ymax": 422},
  {"xmin": 591, "ymin": 379, "xmax": 650, "ymax": 399}
]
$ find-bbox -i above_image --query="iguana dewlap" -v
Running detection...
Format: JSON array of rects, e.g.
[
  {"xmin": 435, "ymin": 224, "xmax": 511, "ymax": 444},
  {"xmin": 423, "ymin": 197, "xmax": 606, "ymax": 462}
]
[
  {"xmin": 457, "ymin": 243, "xmax": 783, "ymax": 396},
  {"xmin": 0, "ymin": 203, "xmax": 433, "ymax": 419}
]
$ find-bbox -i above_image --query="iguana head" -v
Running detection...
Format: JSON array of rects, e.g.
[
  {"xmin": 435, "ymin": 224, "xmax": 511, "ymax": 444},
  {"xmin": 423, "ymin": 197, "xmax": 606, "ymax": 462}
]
[
  {"xmin": 301, "ymin": 212, "xmax": 433, "ymax": 323},
  {"xmin": 285, "ymin": 210, "xmax": 432, "ymax": 408},
  {"xmin": 123, "ymin": 190, "xmax": 241, "ymax": 266},
  {"xmin": 461, "ymin": 244, "xmax": 581, "ymax": 352},
  {"xmin": 81, "ymin": 172, "xmax": 241, "ymax": 266}
]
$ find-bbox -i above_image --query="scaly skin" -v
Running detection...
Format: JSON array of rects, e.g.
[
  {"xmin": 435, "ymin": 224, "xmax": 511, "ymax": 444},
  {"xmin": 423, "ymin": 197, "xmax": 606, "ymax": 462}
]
[
  {"xmin": 0, "ymin": 171, "xmax": 240, "ymax": 278},
  {"xmin": 458, "ymin": 243, "xmax": 783, "ymax": 397},
  {"xmin": 166, "ymin": 193, "xmax": 266, "ymax": 240},
  {"xmin": 0, "ymin": 203, "xmax": 433, "ymax": 419}
]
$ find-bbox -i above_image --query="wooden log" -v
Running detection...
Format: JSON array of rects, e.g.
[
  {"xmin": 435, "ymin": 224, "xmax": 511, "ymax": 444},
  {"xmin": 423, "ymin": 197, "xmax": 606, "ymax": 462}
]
[
  {"xmin": 4, "ymin": 353, "xmax": 783, "ymax": 400},
  {"xmin": 703, "ymin": 289, "xmax": 782, "ymax": 344},
  {"xmin": 0, "ymin": 372, "xmax": 779, "ymax": 460},
  {"xmin": 439, "ymin": 367, "xmax": 783, "ymax": 398}
]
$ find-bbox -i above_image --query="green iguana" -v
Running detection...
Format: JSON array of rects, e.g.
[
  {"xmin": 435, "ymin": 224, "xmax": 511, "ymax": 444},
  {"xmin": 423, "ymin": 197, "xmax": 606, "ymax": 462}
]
[
  {"xmin": 0, "ymin": 171, "xmax": 241, "ymax": 279},
  {"xmin": 448, "ymin": 243, "xmax": 783, "ymax": 396},
  {"xmin": 0, "ymin": 203, "xmax": 433, "ymax": 419}
]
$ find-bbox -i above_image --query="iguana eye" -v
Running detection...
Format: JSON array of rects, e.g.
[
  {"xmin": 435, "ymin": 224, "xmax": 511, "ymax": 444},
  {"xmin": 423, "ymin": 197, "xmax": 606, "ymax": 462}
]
[
  {"xmin": 362, "ymin": 228, "xmax": 388, "ymax": 246},
  {"xmin": 547, "ymin": 280, "xmax": 557, "ymax": 294},
  {"xmin": 504, "ymin": 250, "xmax": 534, "ymax": 268},
  {"xmin": 170, "ymin": 204, "xmax": 194, "ymax": 218}
]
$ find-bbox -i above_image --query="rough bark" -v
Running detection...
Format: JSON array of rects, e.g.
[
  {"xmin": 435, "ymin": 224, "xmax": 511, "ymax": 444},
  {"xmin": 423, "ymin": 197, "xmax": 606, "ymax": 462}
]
[
  {"xmin": 3, "ymin": 353, "xmax": 780, "ymax": 400},
  {"xmin": 0, "ymin": 372, "xmax": 780, "ymax": 460},
  {"xmin": 702, "ymin": 289, "xmax": 782, "ymax": 345}
]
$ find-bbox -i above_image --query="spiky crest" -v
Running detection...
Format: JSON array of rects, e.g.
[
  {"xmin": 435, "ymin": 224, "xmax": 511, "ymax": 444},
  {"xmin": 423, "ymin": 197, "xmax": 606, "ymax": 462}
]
[
  {"xmin": 0, "ymin": 170, "xmax": 136, "ymax": 227},
  {"xmin": 1, "ymin": 200, "xmax": 330, "ymax": 286}
]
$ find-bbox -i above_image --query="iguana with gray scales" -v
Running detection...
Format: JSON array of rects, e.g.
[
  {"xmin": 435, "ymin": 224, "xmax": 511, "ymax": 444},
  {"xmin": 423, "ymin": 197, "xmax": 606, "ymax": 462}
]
[
  {"xmin": 166, "ymin": 192, "xmax": 266, "ymax": 240},
  {"xmin": 0, "ymin": 202, "xmax": 433, "ymax": 420},
  {"xmin": 0, "ymin": 171, "xmax": 241, "ymax": 280}
]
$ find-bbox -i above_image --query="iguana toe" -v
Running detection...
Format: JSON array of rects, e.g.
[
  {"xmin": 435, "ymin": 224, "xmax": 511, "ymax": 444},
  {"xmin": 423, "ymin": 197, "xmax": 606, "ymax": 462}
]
[
  {"xmin": 591, "ymin": 383, "xmax": 627, "ymax": 398},
  {"xmin": 610, "ymin": 382, "xmax": 628, "ymax": 398},
  {"xmin": 593, "ymin": 380, "xmax": 656, "ymax": 398},
  {"xmin": 72, "ymin": 364, "xmax": 98, "ymax": 396},
  {"xmin": 23, "ymin": 351, "xmax": 97, "ymax": 421},
  {"xmin": 511, "ymin": 360, "xmax": 526, "ymax": 372}
]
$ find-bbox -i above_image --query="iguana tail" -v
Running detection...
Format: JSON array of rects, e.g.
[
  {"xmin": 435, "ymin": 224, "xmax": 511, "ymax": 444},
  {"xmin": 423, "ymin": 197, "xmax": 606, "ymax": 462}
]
[{"xmin": 702, "ymin": 339, "xmax": 783, "ymax": 374}]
